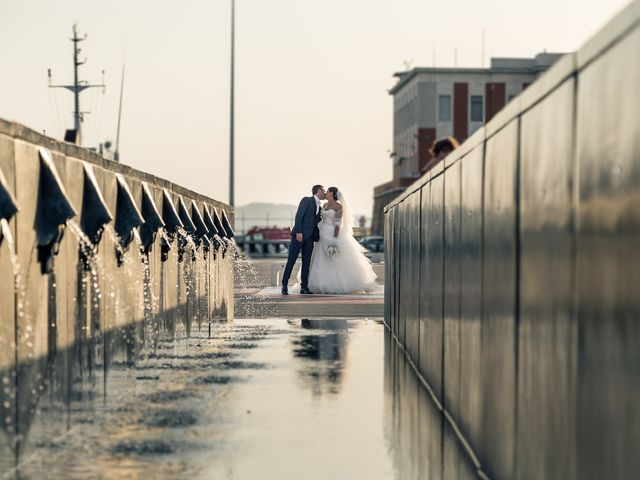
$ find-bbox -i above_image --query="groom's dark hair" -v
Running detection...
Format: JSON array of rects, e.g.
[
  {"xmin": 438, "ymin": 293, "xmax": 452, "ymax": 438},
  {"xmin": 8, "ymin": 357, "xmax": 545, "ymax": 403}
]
[{"xmin": 312, "ymin": 185, "xmax": 324, "ymax": 195}]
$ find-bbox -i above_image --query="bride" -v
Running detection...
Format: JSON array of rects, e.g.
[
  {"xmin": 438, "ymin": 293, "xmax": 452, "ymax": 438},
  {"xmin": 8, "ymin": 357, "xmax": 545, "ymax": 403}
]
[{"xmin": 305, "ymin": 186, "xmax": 379, "ymax": 294}]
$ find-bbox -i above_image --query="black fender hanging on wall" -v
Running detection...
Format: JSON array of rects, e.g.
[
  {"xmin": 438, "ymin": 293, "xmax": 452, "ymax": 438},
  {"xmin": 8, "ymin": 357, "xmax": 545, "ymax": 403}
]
[
  {"xmin": 114, "ymin": 174, "xmax": 144, "ymax": 266},
  {"xmin": 80, "ymin": 163, "xmax": 113, "ymax": 248},
  {"xmin": 160, "ymin": 189, "xmax": 183, "ymax": 262},
  {"xmin": 139, "ymin": 182, "xmax": 165, "ymax": 256},
  {"xmin": 0, "ymin": 164, "xmax": 18, "ymax": 246},
  {"xmin": 35, "ymin": 147, "xmax": 77, "ymax": 274},
  {"xmin": 191, "ymin": 200, "xmax": 210, "ymax": 252}
]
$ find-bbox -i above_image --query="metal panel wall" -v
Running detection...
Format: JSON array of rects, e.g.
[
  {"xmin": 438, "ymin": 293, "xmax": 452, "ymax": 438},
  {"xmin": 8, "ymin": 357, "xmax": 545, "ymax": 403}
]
[
  {"xmin": 398, "ymin": 200, "xmax": 408, "ymax": 348},
  {"xmin": 427, "ymin": 175, "xmax": 445, "ymax": 401},
  {"xmin": 459, "ymin": 145, "xmax": 484, "ymax": 450},
  {"xmin": 391, "ymin": 203, "xmax": 399, "ymax": 340},
  {"xmin": 412, "ymin": 193, "xmax": 423, "ymax": 361},
  {"xmin": 384, "ymin": 208, "xmax": 392, "ymax": 328},
  {"xmin": 405, "ymin": 193, "xmax": 421, "ymax": 360},
  {"xmin": 442, "ymin": 160, "xmax": 463, "ymax": 478},
  {"xmin": 418, "ymin": 183, "xmax": 430, "ymax": 379},
  {"xmin": 574, "ymin": 26, "xmax": 640, "ymax": 479},
  {"xmin": 518, "ymin": 79, "xmax": 577, "ymax": 479},
  {"xmin": 382, "ymin": 4, "xmax": 640, "ymax": 477},
  {"xmin": 480, "ymin": 120, "xmax": 519, "ymax": 479}
]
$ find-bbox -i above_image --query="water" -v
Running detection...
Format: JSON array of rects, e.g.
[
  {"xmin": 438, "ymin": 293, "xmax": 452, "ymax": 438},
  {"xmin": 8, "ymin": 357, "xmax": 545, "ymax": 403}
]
[
  {"xmin": 0, "ymin": 218, "xmax": 24, "ymax": 327},
  {"xmin": 176, "ymin": 227, "xmax": 197, "ymax": 263},
  {"xmin": 0, "ymin": 219, "xmax": 21, "ymax": 455},
  {"xmin": 1, "ymin": 224, "xmax": 472, "ymax": 478},
  {"xmin": 233, "ymin": 248, "xmax": 276, "ymax": 318},
  {"xmin": 68, "ymin": 218, "xmax": 106, "ymax": 340},
  {"xmin": 0, "ymin": 219, "xmax": 21, "ymax": 288},
  {"xmin": 0, "ymin": 318, "xmax": 476, "ymax": 479},
  {"xmin": 1, "ymin": 211, "xmax": 240, "ymax": 464},
  {"xmin": 141, "ymin": 254, "xmax": 160, "ymax": 349}
]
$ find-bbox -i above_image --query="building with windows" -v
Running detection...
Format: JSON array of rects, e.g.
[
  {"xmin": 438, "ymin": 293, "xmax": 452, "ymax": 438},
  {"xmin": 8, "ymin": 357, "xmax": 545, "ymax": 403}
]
[{"xmin": 371, "ymin": 52, "xmax": 564, "ymax": 235}]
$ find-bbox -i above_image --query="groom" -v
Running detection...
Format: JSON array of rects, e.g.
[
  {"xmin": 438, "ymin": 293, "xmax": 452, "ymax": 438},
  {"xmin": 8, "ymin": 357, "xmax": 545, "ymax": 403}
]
[{"xmin": 281, "ymin": 184, "xmax": 326, "ymax": 295}]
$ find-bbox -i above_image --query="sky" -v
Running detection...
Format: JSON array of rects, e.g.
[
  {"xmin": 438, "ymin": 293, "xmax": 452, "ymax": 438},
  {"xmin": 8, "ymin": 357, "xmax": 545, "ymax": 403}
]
[{"xmin": 0, "ymin": 0, "xmax": 630, "ymax": 218}]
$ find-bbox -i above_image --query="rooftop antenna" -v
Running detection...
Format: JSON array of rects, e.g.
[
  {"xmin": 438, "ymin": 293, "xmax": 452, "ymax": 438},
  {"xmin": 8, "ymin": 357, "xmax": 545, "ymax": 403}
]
[
  {"xmin": 48, "ymin": 24, "xmax": 105, "ymax": 146},
  {"xmin": 114, "ymin": 65, "xmax": 125, "ymax": 162}
]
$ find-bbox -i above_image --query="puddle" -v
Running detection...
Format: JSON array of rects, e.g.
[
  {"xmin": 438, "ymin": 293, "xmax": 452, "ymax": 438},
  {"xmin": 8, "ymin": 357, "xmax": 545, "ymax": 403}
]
[
  {"xmin": 5, "ymin": 318, "xmax": 476, "ymax": 480},
  {"xmin": 192, "ymin": 375, "xmax": 244, "ymax": 385},
  {"xmin": 112, "ymin": 439, "xmax": 178, "ymax": 456},
  {"xmin": 143, "ymin": 390, "xmax": 197, "ymax": 404},
  {"xmin": 140, "ymin": 409, "xmax": 199, "ymax": 428}
]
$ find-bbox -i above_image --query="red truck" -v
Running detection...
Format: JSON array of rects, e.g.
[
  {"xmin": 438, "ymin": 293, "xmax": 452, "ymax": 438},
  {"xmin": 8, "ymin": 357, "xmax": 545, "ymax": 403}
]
[{"xmin": 245, "ymin": 226, "xmax": 291, "ymax": 241}]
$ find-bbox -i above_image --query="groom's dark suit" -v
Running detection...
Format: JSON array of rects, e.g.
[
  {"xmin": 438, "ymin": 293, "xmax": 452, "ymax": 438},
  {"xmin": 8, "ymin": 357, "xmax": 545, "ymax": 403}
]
[{"xmin": 282, "ymin": 196, "xmax": 321, "ymax": 290}]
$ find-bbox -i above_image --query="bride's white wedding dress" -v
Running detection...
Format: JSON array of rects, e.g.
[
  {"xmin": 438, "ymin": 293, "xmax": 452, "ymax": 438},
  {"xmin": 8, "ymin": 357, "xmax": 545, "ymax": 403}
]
[{"xmin": 306, "ymin": 207, "xmax": 379, "ymax": 294}]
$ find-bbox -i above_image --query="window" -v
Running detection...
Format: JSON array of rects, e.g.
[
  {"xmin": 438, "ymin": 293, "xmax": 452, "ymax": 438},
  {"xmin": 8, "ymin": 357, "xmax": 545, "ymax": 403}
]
[
  {"xmin": 470, "ymin": 95, "xmax": 483, "ymax": 122},
  {"xmin": 438, "ymin": 95, "xmax": 452, "ymax": 121}
]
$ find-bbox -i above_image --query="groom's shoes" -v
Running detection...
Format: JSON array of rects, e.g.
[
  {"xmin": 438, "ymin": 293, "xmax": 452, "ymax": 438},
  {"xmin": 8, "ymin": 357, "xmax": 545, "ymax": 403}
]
[
  {"xmin": 300, "ymin": 288, "xmax": 314, "ymax": 295},
  {"xmin": 281, "ymin": 285, "xmax": 289, "ymax": 295}
]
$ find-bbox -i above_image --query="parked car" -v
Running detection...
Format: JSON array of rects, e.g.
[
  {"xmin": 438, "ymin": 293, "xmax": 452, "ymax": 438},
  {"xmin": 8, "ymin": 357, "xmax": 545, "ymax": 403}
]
[{"xmin": 359, "ymin": 235, "xmax": 384, "ymax": 253}]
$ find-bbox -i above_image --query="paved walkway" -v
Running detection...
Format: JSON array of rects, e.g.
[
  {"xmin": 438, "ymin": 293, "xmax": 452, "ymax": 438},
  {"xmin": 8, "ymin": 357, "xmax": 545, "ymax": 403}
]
[
  {"xmin": 234, "ymin": 257, "xmax": 385, "ymax": 318},
  {"xmin": 8, "ymin": 258, "xmax": 475, "ymax": 478},
  {"xmin": 235, "ymin": 286, "xmax": 384, "ymax": 318},
  {"xmin": 9, "ymin": 318, "xmax": 475, "ymax": 479}
]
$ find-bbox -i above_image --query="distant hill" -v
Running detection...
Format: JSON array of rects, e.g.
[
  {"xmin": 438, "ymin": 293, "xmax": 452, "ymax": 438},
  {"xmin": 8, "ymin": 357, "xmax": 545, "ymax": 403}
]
[
  {"xmin": 235, "ymin": 203, "xmax": 298, "ymax": 233},
  {"xmin": 235, "ymin": 202, "xmax": 371, "ymax": 234}
]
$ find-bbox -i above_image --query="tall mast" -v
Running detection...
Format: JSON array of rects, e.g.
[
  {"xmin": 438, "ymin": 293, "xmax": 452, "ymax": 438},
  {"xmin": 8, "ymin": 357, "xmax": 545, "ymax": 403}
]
[
  {"xmin": 229, "ymin": 0, "xmax": 236, "ymax": 207},
  {"xmin": 114, "ymin": 65, "xmax": 126, "ymax": 162},
  {"xmin": 48, "ymin": 24, "xmax": 105, "ymax": 146},
  {"xmin": 72, "ymin": 24, "xmax": 83, "ymax": 135}
]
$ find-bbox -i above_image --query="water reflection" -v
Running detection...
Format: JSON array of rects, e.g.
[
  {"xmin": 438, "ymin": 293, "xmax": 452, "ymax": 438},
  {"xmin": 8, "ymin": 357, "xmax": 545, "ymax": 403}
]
[
  {"xmin": 2, "ymin": 319, "xmax": 480, "ymax": 479},
  {"xmin": 290, "ymin": 319, "xmax": 352, "ymax": 396},
  {"xmin": 383, "ymin": 329, "xmax": 478, "ymax": 479}
]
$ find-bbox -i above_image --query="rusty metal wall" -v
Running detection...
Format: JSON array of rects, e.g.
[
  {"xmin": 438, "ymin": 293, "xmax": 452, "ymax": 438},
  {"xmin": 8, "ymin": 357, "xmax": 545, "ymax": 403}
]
[
  {"xmin": 383, "ymin": 2, "xmax": 640, "ymax": 478},
  {"xmin": 0, "ymin": 119, "xmax": 234, "ymax": 468}
]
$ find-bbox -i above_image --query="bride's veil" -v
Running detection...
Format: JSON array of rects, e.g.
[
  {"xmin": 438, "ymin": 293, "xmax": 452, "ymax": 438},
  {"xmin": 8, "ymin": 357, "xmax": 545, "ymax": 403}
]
[{"xmin": 337, "ymin": 191, "xmax": 354, "ymax": 238}]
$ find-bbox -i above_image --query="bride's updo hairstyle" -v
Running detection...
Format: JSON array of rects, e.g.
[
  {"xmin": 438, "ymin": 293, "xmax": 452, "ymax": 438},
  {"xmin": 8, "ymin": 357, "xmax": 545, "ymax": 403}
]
[{"xmin": 328, "ymin": 186, "xmax": 339, "ymax": 201}]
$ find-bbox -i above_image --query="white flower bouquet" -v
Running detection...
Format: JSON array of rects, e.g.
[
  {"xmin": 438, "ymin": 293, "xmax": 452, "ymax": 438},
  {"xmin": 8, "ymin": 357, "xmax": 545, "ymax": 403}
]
[{"xmin": 326, "ymin": 244, "xmax": 340, "ymax": 258}]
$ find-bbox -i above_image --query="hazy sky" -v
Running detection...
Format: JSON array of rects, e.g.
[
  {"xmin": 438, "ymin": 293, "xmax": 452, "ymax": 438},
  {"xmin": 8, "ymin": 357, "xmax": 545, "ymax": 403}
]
[{"xmin": 0, "ymin": 0, "xmax": 630, "ymax": 217}]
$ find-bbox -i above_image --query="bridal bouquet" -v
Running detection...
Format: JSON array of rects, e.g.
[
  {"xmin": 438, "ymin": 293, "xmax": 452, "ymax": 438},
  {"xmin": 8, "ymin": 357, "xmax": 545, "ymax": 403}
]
[{"xmin": 326, "ymin": 244, "xmax": 340, "ymax": 258}]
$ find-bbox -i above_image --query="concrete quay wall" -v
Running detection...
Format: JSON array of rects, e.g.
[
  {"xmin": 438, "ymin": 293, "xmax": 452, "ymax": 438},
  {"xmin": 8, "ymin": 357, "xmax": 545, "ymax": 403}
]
[
  {"xmin": 384, "ymin": 2, "xmax": 640, "ymax": 478},
  {"xmin": 0, "ymin": 118, "xmax": 234, "ymax": 466}
]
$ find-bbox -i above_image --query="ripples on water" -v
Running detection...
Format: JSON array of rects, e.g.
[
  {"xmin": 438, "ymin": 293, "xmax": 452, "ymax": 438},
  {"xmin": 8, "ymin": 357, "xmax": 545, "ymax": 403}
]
[
  {"xmin": 2, "ymin": 318, "xmax": 477, "ymax": 480},
  {"xmin": 3, "ymin": 322, "xmax": 267, "ymax": 479}
]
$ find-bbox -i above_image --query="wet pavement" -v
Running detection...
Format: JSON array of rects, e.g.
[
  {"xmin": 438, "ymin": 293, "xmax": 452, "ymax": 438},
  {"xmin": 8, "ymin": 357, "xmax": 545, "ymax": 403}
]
[
  {"xmin": 233, "ymin": 257, "xmax": 385, "ymax": 318},
  {"xmin": 3, "ymin": 318, "xmax": 476, "ymax": 479}
]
